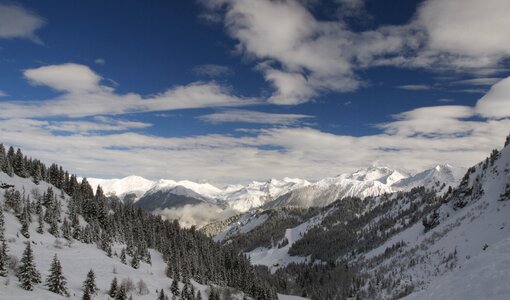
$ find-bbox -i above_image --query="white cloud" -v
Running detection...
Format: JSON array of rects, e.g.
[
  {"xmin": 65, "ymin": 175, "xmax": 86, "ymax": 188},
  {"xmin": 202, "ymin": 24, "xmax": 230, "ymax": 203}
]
[
  {"xmin": 0, "ymin": 63, "xmax": 258, "ymax": 119},
  {"xmin": 0, "ymin": 3, "xmax": 45, "ymax": 43},
  {"xmin": 475, "ymin": 76, "xmax": 510, "ymax": 119},
  {"xmin": 0, "ymin": 90, "xmax": 6, "ymax": 97},
  {"xmin": 94, "ymin": 58, "xmax": 106, "ymax": 65},
  {"xmin": 198, "ymin": 109, "xmax": 314, "ymax": 125},
  {"xmin": 417, "ymin": 0, "xmax": 510, "ymax": 58},
  {"xmin": 378, "ymin": 105, "xmax": 475, "ymax": 138},
  {"xmin": 200, "ymin": 0, "xmax": 510, "ymax": 105},
  {"xmin": 2, "ymin": 77, "xmax": 510, "ymax": 185},
  {"xmin": 24, "ymin": 63, "xmax": 103, "ymax": 93},
  {"xmin": 193, "ymin": 64, "xmax": 233, "ymax": 77},
  {"xmin": 397, "ymin": 84, "xmax": 433, "ymax": 91}
]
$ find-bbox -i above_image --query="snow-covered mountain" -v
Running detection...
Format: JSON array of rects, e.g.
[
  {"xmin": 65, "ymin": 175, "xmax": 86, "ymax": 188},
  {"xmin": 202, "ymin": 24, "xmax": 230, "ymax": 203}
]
[
  {"xmin": 87, "ymin": 165, "xmax": 463, "ymax": 214},
  {"xmin": 265, "ymin": 165, "xmax": 462, "ymax": 209},
  {"xmin": 393, "ymin": 164, "xmax": 465, "ymax": 192},
  {"xmin": 86, "ymin": 175, "xmax": 154, "ymax": 202}
]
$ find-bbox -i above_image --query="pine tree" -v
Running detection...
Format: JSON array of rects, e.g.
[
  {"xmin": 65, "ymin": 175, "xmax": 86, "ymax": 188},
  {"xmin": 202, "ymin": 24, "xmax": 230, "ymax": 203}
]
[
  {"xmin": 120, "ymin": 248, "xmax": 127, "ymax": 264},
  {"xmin": 36, "ymin": 208, "xmax": 44, "ymax": 234},
  {"xmin": 109, "ymin": 277, "xmax": 118, "ymax": 298},
  {"xmin": 45, "ymin": 254, "xmax": 69, "ymax": 296},
  {"xmin": 197, "ymin": 290, "xmax": 203, "ymax": 300},
  {"xmin": 82, "ymin": 288, "xmax": 92, "ymax": 300},
  {"xmin": 13, "ymin": 148, "xmax": 28, "ymax": 178},
  {"xmin": 20, "ymin": 207, "xmax": 30, "ymax": 239},
  {"xmin": 158, "ymin": 289, "xmax": 166, "ymax": 300},
  {"xmin": 115, "ymin": 284, "xmax": 127, "ymax": 300},
  {"xmin": 131, "ymin": 254, "xmax": 140, "ymax": 269},
  {"xmin": 17, "ymin": 242, "xmax": 42, "ymax": 290},
  {"xmin": 82, "ymin": 269, "xmax": 99, "ymax": 296},
  {"xmin": 0, "ymin": 209, "xmax": 5, "ymax": 242},
  {"xmin": 0, "ymin": 240, "xmax": 8, "ymax": 277},
  {"xmin": 0, "ymin": 210, "xmax": 7, "ymax": 277},
  {"xmin": 171, "ymin": 277, "xmax": 180, "ymax": 297}
]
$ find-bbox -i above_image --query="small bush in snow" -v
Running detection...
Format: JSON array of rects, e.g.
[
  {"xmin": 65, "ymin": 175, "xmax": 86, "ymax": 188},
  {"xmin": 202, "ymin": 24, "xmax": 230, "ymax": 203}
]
[
  {"xmin": 121, "ymin": 277, "xmax": 134, "ymax": 293},
  {"xmin": 137, "ymin": 279, "xmax": 149, "ymax": 295},
  {"xmin": 8, "ymin": 255, "xmax": 18, "ymax": 270},
  {"xmin": 54, "ymin": 238, "xmax": 64, "ymax": 249}
]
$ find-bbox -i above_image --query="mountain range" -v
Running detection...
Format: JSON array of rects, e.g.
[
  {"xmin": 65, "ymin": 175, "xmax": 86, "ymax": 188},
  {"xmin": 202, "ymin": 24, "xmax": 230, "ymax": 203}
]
[{"xmin": 87, "ymin": 164, "xmax": 465, "ymax": 215}]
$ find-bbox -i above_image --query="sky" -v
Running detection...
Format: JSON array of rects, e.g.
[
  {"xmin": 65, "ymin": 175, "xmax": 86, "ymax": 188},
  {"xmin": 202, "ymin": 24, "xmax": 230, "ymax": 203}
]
[{"xmin": 0, "ymin": 0, "xmax": 509, "ymax": 185}]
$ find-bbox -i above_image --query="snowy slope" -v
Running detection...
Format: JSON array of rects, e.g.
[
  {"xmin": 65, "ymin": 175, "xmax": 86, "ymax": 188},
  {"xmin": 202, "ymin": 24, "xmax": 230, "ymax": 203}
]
[
  {"xmin": 246, "ymin": 209, "xmax": 331, "ymax": 272},
  {"xmin": 393, "ymin": 164, "xmax": 465, "ymax": 193},
  {"xmin": 0, "ymin": 173, "xmax": 214, "ymax": 300},
  {"xmin": 0, "ymin": 172, "xmax": 298, "ymax": 300},
  {"xmin": 356, "ymin": 141, "xmax": 510, "ymax": 299}
]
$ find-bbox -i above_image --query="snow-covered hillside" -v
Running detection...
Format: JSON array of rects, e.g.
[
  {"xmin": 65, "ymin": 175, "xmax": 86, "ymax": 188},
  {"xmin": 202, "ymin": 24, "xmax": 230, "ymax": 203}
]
[
  {"xmin": 0, "ymin": 169, "xmax": 290, "ymax": 299},
  {"xmin": 0, "ymin": 173, "xmax": 213, "ymax": 299},
  {"xmin": 359, "ymin": 142, "xmax": 510, "ymax": 299}
]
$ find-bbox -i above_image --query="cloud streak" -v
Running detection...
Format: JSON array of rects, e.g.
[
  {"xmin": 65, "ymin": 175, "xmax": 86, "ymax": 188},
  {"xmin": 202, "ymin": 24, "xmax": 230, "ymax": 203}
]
[{"xmin": 198, "ymin": 109, "xmax": 314, "ymax": 125}]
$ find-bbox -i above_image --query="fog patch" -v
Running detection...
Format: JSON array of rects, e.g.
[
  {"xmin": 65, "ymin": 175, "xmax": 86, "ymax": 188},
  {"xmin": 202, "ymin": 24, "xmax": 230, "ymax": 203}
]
[{"xmin": 155, "ymin": 203, "xmax": 239, "ymax": 228}]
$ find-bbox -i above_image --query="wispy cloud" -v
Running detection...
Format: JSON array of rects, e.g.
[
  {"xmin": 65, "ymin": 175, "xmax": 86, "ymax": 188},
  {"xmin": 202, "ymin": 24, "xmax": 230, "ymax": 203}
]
[
  {"xmin": 0, "ymin": 3, "xmax": 45, "ymax": 43},
  {"xmin": 198, "ymin": 109, "xmax": 314, "ymax": 125},
  {"xmin": 451, "ymin": 77, "xmax": 502, "ymax": 86},
  {"xmin": 397, "ymin": 84, "xmax": 434, "ymax": 91},
  {"xmin": 94, "ymin": 58, "xmax": 106, "ymax": 65}
]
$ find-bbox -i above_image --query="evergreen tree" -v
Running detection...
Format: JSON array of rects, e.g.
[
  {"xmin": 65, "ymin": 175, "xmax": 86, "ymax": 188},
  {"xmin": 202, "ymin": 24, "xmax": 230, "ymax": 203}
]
[
  {"xmin": 13, "ymin": 148, "xmax": 28, "ymax": 178},
  {"xmin": 0, "ymin": 210, "xmax": 7, "ymax": 277},
  {"xmin": 36, "ymin": 208, "xmax": 44, "ymax": 234},
  {"xmin": 109, "ymin": 277, "xmax": 118, "ymax": 298},
  {"xmin": 17, "ymin": 242, "xmax": 42, "ymax": 290},
  {"xmin": 158, "ymin": 289, "xmax": 166, "ymax": 300},
  {"xmin": 120, "ymin": 248, "xmax": 127, "ymax": 264},
  {"xmin": 115, "ymin": 284, "xmax": 127, "ymax": 300},
  {"xmin": 45, "ymin": 254, "xmax": 69, "ymax": 296},
  {"xmin": 196, "ymin": 290, "xmax": 203, "ymax": 300},
  {"xmin": 0, "ymin": 240, "xmax": 8, "ymax": 277},
  {"xmin": 20, "ymin": 207, "xmax": 30, "ymax": 239},
  {"xmin": 82, "ymin": 269, "xmax": 99, "ymax": 296},
  {"xmin": 171, "ymin": 277, "xmax": 180, "ymax": 297},
  {"xmin": 131, "ymin": 254, "xmax": 140, "ymax": 269},
  {"xmin": 61, "ymin": 217, "xmax": 72, "ymax": 240},
  {"xmin": 82, "ymin": 288, "xmax": 92, "ymax": 300},
  {"xmin": 0, "ymin": 209, "xmax": 5, "ymax": 241}
]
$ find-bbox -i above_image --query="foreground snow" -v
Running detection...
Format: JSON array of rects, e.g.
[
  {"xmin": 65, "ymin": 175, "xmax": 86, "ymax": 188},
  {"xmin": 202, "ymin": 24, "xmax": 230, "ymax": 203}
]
[{"xmin": 405, "ymin": 237, "xmax": 510, "ymax": 300}]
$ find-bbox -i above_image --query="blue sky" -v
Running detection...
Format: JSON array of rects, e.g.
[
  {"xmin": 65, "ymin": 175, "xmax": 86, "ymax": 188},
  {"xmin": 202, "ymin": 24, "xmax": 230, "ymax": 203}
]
[{"xmin": 0, "ymin": 0, "xmax": 509, "ymax": 184}]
